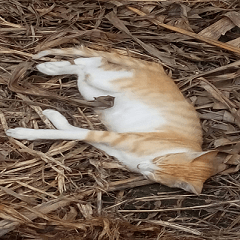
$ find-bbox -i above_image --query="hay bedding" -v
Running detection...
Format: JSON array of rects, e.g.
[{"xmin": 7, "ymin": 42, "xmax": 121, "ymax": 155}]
[{"xmin": 1, "ymin": 0, "xmax": 240, "ymax": 239}]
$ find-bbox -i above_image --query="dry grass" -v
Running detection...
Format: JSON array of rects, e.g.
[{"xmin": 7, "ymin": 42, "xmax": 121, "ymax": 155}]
[{"xmin": 1, "ymin": 0, "xmax": 240, "ymax": 239}]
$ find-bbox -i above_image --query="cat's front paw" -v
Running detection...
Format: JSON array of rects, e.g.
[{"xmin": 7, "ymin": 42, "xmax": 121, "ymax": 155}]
[{"xmin": 6, "ymin": 128, "xmax": 37, "ymax": 140}]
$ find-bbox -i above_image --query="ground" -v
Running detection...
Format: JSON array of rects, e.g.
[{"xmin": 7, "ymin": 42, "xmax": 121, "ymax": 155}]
[{"xmin": 1, "ymin": 1, "xmax": 240, "ymax": 239}]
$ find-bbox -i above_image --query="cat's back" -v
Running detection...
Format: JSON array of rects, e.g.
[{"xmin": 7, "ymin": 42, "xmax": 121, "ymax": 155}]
[{"xmin": 132, "ymin": 67, "xmax": 202, "ymax": 141}]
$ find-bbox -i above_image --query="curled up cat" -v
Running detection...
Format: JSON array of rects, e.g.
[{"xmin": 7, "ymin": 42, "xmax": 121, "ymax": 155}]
[{"xmin": 6, "ymin": 46, "xmax": 227, "ymax": 194}]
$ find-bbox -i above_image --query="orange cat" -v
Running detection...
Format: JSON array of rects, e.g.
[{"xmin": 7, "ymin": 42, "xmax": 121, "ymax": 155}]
[{"xmin": 6, "ymin": 46, "xmax": 226, "ymax": 194}]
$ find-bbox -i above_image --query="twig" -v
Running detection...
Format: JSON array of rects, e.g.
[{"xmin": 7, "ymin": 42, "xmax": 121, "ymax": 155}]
[
  {"xmin": 143, "ymin": 220, "xmax": 202, "ymax": 236},
  {"xmin": 127, "ymin": 6, "xmax": 240, "ymax": 56}
]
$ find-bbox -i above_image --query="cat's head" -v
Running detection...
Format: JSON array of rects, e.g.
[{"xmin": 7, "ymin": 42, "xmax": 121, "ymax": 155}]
[{"xmin": 150, "ymin": 151, "xmax": 226, "ymax": 195}]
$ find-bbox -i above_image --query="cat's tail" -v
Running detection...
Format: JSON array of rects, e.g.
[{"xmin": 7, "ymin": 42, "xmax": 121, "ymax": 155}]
[{"xmin": 33, "ymin": 46, "xmax": 164, "ymax": 71}]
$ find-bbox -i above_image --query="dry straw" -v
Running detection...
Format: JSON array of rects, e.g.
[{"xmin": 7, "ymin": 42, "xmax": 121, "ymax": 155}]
[{"xmin": 1, "ymin": 0, "xmax": 240, "ymax": 239}]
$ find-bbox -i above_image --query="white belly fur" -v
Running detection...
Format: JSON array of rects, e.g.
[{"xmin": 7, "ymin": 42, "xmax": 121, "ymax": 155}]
[{"xmin": 96, "ymin": 96, "xmax": 166, "ymax": 133}]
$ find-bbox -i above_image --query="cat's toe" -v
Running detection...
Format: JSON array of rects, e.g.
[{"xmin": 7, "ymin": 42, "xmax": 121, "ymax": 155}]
[{"xmin": 6, "ymin": 128, "xmax": 36, "ymax": 140}]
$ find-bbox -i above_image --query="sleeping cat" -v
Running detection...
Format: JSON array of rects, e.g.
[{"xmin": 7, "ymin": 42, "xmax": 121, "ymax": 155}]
[{"xmin": 6, "ymin": 46, "xmax": 226, "ymax": 194}]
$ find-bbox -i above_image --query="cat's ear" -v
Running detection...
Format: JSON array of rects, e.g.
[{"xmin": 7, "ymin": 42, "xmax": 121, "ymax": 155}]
[
  {"xmin": 191, "ymin": 150, "xmax": 218, "ymax": 162},
  {"xmin": 183, "ymin": 150, "xmax": 227, "ymax": 194},
  {"xmin": 190, "ymin": 150, "xmax": 227, "ymax": 175},
  {"xmin": 175, "ymin": 151, "xmax": 216, "ymax": 194}
]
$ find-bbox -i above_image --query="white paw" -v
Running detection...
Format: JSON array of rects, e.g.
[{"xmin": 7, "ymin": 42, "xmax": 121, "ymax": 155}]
[
  {"xmin": 42, "ymin": 109, "xmax": 64, "ymax": 121},
  {"xmin": 42, "ymin": 109, "xmax": 73, "ymax": 130},
  {"xmin": 6, "ymin": 128, "xmax": 38, "ymax": 140},
  {"xmin": 36, "ymin": 61, "xmax": 71, "ymax": 75}
]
